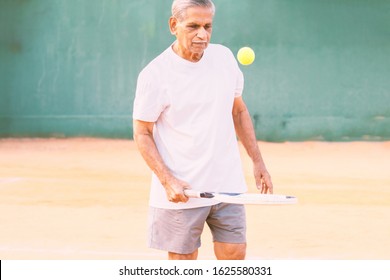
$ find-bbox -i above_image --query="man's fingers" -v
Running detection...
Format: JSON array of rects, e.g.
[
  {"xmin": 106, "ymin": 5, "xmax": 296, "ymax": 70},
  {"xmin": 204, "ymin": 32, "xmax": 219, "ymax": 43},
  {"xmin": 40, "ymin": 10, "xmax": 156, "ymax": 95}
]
[
  {"xmin": 260, "ymin": 178, "xmax": 273, "ymax": 194},
  {"xmin": 167, "ymin": 186, "xmax": 190, "ymax": 203}
]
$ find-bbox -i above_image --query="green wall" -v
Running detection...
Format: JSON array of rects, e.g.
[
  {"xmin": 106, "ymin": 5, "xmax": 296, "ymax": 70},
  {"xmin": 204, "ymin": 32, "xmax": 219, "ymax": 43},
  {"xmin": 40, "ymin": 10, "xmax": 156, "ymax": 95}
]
[{"xmin": 1, "ymin": 0, "xmax": 389, "ymax": 141}]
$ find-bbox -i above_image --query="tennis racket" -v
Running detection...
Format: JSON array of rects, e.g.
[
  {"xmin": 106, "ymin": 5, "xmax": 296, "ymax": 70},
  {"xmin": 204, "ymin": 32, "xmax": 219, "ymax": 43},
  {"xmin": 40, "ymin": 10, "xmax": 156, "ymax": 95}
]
[{"xmin": 184, "ymin": 190, "xmax": 297, "ymax": 205}]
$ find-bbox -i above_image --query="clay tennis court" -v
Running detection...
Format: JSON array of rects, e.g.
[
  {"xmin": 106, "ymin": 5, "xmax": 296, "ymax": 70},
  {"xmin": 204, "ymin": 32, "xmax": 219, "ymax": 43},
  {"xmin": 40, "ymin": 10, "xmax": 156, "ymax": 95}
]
[{"xmin": 0, "ymin": 138, "xmax": 389, "ymax": 260}]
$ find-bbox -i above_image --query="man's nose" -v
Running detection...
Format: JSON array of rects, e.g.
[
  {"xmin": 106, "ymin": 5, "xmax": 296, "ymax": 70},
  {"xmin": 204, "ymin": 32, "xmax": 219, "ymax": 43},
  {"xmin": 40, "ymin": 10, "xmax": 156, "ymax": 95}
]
[{"xmin": 197, "ymin": 27, "xmax": 207, "ymax": 39}]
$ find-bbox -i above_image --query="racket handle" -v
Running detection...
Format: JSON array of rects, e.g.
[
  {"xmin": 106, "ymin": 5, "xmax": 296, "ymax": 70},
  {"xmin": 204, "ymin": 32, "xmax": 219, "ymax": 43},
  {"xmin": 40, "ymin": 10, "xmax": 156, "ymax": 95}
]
[
  {"xmin": 184, "ymin": 190, "xmax": 215, "ymax": 198},
  {"xmin": 184, "ymin": 190, "xmax": 201, "ymax": 198}
]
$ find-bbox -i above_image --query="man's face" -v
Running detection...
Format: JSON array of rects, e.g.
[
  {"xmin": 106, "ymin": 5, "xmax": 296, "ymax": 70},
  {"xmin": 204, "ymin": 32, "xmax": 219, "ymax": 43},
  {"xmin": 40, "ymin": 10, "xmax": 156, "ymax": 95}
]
[{"xmin": 169, "ymin": 6, "xmax": 213, "ymax": 61}]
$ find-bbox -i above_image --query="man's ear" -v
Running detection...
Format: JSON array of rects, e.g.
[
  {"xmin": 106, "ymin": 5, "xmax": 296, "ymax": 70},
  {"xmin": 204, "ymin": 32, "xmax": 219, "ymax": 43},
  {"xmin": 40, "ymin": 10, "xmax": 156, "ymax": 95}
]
[{"xmin": 169, "ymin": 16, "xmax": 178, "ymax": 35}]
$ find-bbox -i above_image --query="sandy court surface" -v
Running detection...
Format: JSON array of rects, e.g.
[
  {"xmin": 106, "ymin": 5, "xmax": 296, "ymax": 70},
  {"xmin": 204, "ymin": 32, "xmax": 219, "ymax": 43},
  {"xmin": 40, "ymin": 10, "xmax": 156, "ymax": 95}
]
[{"xmin": 0, "ymin": 138, "xmax": 389, "ymax": 260}]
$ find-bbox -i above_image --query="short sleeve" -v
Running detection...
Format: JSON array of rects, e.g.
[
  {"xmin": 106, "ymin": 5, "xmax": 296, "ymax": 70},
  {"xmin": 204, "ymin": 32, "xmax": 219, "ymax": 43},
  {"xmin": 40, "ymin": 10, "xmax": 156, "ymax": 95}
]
[
  {"xmin": 133, "ymin": 68, "xmax": 166, "ymax": 122},
  {"xmin": 235, "ymin": 68, "xmax": 244, "ymax": 97}
]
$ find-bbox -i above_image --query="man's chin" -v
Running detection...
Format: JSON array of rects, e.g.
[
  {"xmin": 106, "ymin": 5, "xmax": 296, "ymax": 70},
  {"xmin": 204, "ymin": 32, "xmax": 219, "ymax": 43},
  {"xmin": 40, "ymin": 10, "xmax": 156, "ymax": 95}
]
[{"xmin": 192, "ymin": 43, "xmax": 208, "ymax": 52}]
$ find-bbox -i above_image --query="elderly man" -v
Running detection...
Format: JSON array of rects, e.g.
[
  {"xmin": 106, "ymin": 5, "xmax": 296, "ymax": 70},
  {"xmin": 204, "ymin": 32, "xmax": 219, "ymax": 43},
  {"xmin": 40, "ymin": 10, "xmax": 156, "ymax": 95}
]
[{"xmin": 133, "ymin": 0, "xmax": 273, "ymax": 260}]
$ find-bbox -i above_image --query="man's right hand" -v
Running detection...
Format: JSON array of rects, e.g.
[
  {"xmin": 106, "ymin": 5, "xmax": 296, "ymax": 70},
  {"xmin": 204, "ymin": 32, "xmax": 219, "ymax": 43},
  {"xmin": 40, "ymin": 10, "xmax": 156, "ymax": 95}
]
[
  {"xmin": 163, "ymin": 177, "xmax": 190, "ymax": 203},
  {"xmin": 133, "ymin": 119, "xmax": 191, "ymax": 204}
]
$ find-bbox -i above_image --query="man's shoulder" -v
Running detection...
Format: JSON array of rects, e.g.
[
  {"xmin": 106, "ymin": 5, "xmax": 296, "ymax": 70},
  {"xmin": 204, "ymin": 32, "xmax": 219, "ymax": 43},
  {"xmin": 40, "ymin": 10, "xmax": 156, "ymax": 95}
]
[
  {"xmin": 138, "ymin": 47, "xmax": 171, "ymax": 79},
  {"xmin": 207, "ymin": 44, "xmax": 236, "ymax": 62},
  {"xmin": 207, "ymin": 44, "xmax": 237, "ymax": 66},
  {"xmin": 152, "ymin": 46, "xmax": 172, "ymax": 63}
]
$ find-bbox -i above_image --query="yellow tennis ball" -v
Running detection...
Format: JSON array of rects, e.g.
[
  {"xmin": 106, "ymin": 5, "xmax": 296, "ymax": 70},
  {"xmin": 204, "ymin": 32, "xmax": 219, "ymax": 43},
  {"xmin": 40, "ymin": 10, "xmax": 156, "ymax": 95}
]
[{"xmin": 237, "ymin": 47, "xmax": 255, "ymax": 65}]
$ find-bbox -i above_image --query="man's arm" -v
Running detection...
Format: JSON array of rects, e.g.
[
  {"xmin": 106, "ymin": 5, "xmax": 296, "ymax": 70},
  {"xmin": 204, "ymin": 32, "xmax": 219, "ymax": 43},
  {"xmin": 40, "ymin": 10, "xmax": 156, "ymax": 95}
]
[
  {"xmin": 232, "ymin": 96, "xmax": 273, "ymax": 194},
  {"xmin": 133, "ymin": 119, "xmax": 189, "ymax": 203}
]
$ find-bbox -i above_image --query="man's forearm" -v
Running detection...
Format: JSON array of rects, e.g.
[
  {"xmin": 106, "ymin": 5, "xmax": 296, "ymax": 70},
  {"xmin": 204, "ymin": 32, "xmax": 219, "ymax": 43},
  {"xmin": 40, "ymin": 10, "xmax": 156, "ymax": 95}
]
[
  {"xmin": 133, "ymin": 131, "xmax": 174, "ymax": 187},
  {"xmin": 133, "ymin": 124, "xmax": 190, "ymax": 202},
  {"xmin": 233, "ymin": 106, "xmax": 274, "ymax": 193},
  {"xmin": 233, "ymin": 108, "xmax": 267, "ymax": 169}
]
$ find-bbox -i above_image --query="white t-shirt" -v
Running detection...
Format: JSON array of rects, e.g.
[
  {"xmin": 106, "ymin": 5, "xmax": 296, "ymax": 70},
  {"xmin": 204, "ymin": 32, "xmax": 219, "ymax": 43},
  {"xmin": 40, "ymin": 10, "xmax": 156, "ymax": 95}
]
[{"xmin": 133, "ymin": 43, "xmax": 247, "ymax": 209}]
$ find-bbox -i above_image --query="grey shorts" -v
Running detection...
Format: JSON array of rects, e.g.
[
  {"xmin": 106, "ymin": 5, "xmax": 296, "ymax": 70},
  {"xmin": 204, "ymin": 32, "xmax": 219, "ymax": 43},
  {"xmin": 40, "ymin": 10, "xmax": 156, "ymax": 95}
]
[{"xmin": 148, "ymin": 203, "xmax": 246, "ymax": 254}]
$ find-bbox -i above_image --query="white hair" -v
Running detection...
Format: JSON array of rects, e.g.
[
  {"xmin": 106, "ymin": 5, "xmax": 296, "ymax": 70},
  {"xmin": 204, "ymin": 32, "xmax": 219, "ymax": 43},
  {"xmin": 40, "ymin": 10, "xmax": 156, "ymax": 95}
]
[{"xmin": 171, "ymin": 0, "xmax": 215, "ymax": 21}]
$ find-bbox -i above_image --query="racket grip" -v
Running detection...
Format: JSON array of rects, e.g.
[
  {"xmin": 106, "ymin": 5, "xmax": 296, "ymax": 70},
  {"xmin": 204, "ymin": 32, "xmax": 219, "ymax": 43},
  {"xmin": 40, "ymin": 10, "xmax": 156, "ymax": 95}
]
[
  {"xmin": 184, "ymin": 190, "xmax": 201, "ymax": 198},
  {"xmin": 184, "ymin": 190, "xmax": 215, "ymax": 198}
]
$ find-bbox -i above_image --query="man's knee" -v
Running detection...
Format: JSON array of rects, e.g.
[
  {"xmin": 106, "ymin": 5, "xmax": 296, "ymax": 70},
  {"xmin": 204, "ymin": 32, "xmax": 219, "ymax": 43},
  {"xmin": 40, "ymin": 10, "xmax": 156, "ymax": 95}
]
[
  {"xmin": 214, "ymin": 242, "xmax": 246, "ymax": 260},
  {"xmin": 168, "ymin": 250, "xmax": 198, "ymax": 260}
]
